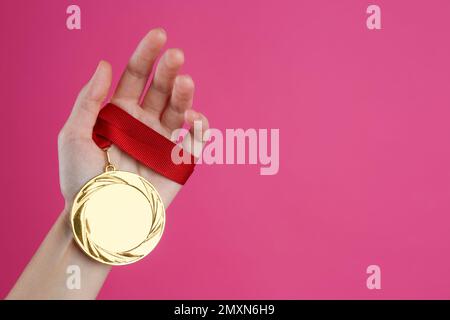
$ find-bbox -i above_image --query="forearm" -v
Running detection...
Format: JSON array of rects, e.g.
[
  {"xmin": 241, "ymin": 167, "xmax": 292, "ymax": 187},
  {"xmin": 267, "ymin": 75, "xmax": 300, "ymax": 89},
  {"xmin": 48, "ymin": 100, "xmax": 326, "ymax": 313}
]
[{"xmin": 6, "ymin": 208, "xmax": 111, "ymax": 300}]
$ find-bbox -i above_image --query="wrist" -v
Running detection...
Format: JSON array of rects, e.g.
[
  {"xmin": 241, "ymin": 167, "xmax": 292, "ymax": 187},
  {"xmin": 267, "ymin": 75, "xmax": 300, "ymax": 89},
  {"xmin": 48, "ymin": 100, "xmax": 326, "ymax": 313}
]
[{"xmin": 59, "ymin": 205, "xmax": 74, "ymax": 239}]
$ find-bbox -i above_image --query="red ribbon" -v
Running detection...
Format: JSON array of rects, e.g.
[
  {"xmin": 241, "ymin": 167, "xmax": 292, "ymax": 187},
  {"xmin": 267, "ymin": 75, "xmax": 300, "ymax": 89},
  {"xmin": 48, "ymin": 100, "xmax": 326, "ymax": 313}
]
[{"xmin": 93, "ymin": 103, "xmax": 195, "ymax": 185}]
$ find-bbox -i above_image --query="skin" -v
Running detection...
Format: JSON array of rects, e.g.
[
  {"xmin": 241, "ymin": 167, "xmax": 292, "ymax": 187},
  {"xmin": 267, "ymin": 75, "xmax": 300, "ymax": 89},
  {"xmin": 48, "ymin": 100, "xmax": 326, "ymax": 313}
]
[{"xmin": 6, "ymin": 28, "xmax": 209, "ymax": 299}]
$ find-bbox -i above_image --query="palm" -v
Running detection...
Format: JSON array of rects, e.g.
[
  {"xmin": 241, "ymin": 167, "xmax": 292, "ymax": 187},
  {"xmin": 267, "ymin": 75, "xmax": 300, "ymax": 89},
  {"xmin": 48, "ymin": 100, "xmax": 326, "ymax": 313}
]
[{"xmin": 58, "ymin": 28, "xmax": 207, "ymax": 210}]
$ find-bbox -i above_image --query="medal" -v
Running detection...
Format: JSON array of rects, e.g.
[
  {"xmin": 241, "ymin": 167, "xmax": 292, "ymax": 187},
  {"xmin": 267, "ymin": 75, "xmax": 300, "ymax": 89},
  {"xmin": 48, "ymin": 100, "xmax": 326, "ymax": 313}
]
[
  {"xmin": 70, "ymin": 103, "xmax": 196, "ymax": 266},
  {"xmin": 70, "ymin": 149, "xmax": 165, "ymax": 266}
]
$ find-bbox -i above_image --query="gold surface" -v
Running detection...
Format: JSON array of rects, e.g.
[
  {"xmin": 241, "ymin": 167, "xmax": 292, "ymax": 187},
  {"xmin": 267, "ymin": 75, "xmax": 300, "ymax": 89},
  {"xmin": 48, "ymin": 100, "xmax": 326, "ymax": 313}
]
[{"xmin": 70, "ymin": 170, "xmax": 165, "ymax": 266}]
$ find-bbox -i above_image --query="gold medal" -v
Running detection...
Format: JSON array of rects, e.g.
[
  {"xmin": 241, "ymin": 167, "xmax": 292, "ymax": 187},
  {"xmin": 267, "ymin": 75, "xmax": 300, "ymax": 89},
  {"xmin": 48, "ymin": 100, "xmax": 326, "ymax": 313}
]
[{"xmin": 70, "ymin": 149, "xmax": 165, "ymax": 266}]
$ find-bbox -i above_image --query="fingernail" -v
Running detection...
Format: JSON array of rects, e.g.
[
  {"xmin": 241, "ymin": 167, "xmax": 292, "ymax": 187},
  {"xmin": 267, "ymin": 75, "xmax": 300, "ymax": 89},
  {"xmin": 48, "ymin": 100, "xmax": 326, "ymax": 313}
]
[
  {"xmin": 165, "ymin": 49, "xmax": 184, "ymax": 68},
  {"xmin": 154, "ymin": 27, "xmax": 167, "ymax": 38},
  {"xmin": 185, "ymin": 109, "xmax": 199, "ymax": 123}
]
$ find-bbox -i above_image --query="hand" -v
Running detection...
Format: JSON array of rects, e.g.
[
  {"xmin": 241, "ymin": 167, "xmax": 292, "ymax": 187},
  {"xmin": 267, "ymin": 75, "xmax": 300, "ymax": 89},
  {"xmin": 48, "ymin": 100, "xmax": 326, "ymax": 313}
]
[{"xmin": 58, "ymin": 28, "xmax": 209, "ymax": 211}]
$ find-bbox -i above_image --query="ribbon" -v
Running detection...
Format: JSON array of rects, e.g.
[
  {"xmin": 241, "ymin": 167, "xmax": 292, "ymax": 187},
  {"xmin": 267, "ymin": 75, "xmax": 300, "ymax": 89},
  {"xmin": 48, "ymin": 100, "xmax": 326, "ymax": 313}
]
[{"xmin": 93, "ymin": 103, "xmax": 195, "ymax": 185}]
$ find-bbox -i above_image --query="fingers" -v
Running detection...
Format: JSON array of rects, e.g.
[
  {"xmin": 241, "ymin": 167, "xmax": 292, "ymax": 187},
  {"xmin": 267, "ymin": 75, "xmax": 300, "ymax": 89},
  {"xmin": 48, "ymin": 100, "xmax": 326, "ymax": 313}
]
[
  {"xmin": 183, "ymin": 110, "xmax": 209, "ymax": 159},
  {"xmin": 160, "ymin": 75, "xmax": 194, "ymax": 131},
  {"xmin": 112, "ymin": 28, "xmax": 166, "ymax": 104},
  {"xmin": 66, "ymin": 60, "xmax": 112, "ymax": 134},
  {"xmin": 141, "ymin": 48, "xmax": 184, "ymax": 115}
]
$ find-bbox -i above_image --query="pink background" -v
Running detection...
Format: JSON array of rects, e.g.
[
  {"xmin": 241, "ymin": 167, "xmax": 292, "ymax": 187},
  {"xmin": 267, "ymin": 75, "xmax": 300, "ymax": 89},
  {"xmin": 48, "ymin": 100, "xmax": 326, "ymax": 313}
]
[{"xmin": 1, "ymin": 0, "xmax": 450, "ymax": 299}]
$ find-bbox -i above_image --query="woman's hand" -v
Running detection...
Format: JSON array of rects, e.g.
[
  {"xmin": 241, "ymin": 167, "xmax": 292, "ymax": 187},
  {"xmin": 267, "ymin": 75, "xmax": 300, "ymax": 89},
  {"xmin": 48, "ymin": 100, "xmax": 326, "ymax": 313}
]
[
  {"xmin": 7, "ymin": 28, "xmax": 209, "ymax": 300},
  {"xmin": 58, "ymin": 28, "xmax": 209, "ymax": 210}
]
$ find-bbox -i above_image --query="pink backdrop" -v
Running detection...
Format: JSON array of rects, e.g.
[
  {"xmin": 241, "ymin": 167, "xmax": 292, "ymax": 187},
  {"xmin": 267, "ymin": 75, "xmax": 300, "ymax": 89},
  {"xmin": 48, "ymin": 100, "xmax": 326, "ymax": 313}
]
[{"xmin": 1, "ymin": 0, "xmax": 450, "ymax": 299}]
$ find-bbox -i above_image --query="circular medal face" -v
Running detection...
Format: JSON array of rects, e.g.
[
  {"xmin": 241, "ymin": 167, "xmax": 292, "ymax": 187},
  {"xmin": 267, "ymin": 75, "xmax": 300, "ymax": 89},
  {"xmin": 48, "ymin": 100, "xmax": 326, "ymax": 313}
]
[{"xmin": 70, "ymin": 170, "xmax": 165, "ymax": 266}]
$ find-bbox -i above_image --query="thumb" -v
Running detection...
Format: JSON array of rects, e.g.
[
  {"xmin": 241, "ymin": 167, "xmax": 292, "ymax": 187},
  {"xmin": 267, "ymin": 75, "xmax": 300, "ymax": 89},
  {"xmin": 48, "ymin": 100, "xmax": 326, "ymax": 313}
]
[{"xmin": 67, "ymin": 60, "xmax": 112, "ymax": 133}]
